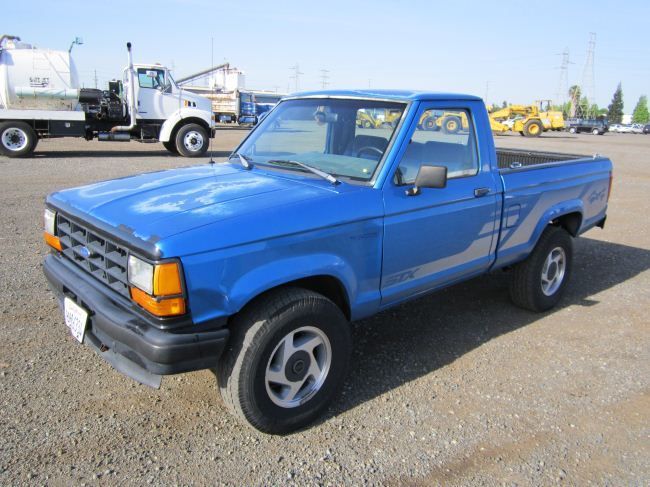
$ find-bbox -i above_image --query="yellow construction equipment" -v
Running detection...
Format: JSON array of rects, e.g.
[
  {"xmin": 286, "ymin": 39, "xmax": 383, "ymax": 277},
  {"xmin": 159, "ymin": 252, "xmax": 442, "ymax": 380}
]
[{"xmin": 488, "ymin": 101, "xmax": 565, "ymax": 137}]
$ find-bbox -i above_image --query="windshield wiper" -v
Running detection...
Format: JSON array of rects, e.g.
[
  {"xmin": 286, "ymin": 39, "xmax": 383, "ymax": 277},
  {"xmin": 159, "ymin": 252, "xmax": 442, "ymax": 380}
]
[
  {"xmin": 266, "ymin": 159, "xmax": 339, "ymax": 185},
  {"xmin": 228, "ymin": 152, "xmax": 253, "ymax": 170}
]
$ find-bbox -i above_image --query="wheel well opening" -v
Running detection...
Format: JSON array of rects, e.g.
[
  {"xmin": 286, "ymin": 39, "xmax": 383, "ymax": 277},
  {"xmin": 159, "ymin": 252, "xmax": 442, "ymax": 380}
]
[
  {"xmin": 284, "ymin": 276, "xmax": 351, "ymax": 320},
  {"xmin": 171, "ymin": 117, "xmax": 210, "ymax": 141},
  {"xmin": 553, "ymin": 212, "xmax": 582, "ymax": 237}
]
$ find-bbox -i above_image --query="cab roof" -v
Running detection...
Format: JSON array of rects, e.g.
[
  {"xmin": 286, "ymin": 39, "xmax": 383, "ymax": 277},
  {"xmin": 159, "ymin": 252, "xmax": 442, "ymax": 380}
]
[{"xmin": 286, "ymin": 89, "xmax": 483, "ymax": 102}]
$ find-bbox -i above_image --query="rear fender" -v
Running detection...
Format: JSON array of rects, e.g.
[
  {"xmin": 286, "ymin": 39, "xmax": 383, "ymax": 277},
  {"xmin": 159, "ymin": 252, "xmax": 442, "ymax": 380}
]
[{"xmin": 525, "ymin": 200, "xmax": 583, "ymax": 255}]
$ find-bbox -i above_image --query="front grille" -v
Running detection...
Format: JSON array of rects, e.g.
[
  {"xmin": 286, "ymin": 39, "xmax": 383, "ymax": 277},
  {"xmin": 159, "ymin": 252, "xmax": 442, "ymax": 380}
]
[{"xmin": 56, "ymin": 213, "xmax": 130, "ymax": 297}]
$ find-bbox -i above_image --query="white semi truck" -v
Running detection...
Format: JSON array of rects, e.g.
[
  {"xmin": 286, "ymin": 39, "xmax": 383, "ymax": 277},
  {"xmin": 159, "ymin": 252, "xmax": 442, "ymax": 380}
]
[{"xmin": 0, "ymin": 35, "xmax": 214, "ymax": 158}]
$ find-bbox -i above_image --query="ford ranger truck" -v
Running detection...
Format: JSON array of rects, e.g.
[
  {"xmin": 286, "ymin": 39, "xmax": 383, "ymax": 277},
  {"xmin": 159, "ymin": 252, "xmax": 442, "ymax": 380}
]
[{"xmin": 43, "ymin": 90, "xmax": 613, "ymax": 434}]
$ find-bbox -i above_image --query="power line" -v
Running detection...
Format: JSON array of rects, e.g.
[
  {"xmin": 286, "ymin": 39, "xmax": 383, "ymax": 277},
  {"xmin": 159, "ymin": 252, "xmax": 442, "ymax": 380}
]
[
  {"xmin": 554, "ymin": 47, "xmax": 573, "ymax": 106},
  {"xmin": 289, "ymin": 64, "xmax": 303, "ymax": 92},
  {"xmin": 319, "ymin": 69, "xmax": 330, "ymax": 89},
  {"xmin": 580, "ymin": 33, "xmax": 597, "ymax": 117}
]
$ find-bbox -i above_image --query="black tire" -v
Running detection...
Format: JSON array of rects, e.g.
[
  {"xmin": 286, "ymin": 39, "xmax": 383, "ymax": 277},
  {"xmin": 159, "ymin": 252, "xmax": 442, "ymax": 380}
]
[
  {"xmin": 162, "ymin": 140, "xmax": 178, "ymax": 154},
  {"xmin": 442, "ymin": 116, "xmax": 461, "ymax": 134},
  {"xmin": 591, "ymin": 128, "xmax": 599, "ymax": 135},
  {"xmin": 523, "ymin": 119, "xmax": 543, "ymax": 137},
  {"xmin": 174, "ymin": 123, "xmax": 209, "ymax": 157},
  {"xmin": 217, "ymin": 288, "xmax": 352, "ymax": 434},
  {"xmin": 0, "ymin": 121, "xmax": 37, "ymax": 158},
  {"xmin": 568, "ymin": 127, "xmax": 577, "ymax": 134},
  {"xmin": 423, "ymin": 116, "xmax": 437, "ymax": 131},
  {"xmin": 509, "ymin": 226, "xmax": 573, "ymax": 312}
]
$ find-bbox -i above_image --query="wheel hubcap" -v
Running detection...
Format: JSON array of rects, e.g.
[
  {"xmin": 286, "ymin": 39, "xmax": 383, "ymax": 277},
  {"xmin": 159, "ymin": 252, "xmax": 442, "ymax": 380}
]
[
  {"xmin": 183, "ymin": 131, "xmax": 204, "ymax": 152},
  {"xmin": 265, "ymin": 326, "xmax": 332, "ymax": 408},
  {"xmin": 541, "ymin": 246, "xmax": 566, "ymax": 296},
  {"xmin": 2, "ymin": 128, "xmax": 28, "ymax": 151}
]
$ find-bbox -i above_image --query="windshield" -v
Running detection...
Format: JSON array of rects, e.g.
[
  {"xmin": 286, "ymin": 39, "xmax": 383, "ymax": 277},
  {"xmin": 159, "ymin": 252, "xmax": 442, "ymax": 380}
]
[{"xmin": 235, "ymin": 98, "xmax": 406, "ymax": 182}]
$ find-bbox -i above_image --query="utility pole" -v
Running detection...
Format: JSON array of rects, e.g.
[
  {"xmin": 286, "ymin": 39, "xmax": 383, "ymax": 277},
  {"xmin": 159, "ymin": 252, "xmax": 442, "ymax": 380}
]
[
  {"xmin": 555, "ymin": 48, "xmax": 572, "ymax": 107},
  {"xmin": 484, "ymin": 81, "xmax": 490, "ymax": 105},
  {"xmin": 580, "ymin": 33, "xmax": 597, "ymax": 118},
  {"xmin": 93, "ymin": 69, "xmax": 98, "ymax": 89},
  {"xmin": 289, "ymin": 64, "xmax": 303, "ymax": 92},
  {"xmin": 319, "ymin": 69, "xmax": 330, "ymax": 89}
]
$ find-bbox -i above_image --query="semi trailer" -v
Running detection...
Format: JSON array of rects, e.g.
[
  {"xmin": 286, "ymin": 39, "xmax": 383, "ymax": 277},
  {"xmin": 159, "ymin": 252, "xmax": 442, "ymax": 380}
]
[{"xmin": 0, "ymin": 35, "xmax": 214, "ymax": 158}]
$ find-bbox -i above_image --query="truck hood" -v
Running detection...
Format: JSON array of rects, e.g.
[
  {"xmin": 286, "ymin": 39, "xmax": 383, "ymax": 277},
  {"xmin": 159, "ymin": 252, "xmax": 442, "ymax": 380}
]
[{"xmin": 47, "ymin": 163, "xmax": 361, "ymax": 254}]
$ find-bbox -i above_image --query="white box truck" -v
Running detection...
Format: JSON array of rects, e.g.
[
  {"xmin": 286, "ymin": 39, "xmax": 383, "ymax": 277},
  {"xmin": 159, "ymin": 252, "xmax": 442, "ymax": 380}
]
[{"xmin": 0, "ymin": 35, "xmax": 215, "ymax": 158}]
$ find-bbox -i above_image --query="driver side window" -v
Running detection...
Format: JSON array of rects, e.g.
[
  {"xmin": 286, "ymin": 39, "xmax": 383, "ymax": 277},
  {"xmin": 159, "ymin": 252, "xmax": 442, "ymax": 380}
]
[
  {"xmin": 396, "ymin": 108, "xmax": 478, "ymax": 185},
  {"xmin": 137, "ymin": 68, "xmax": 165, "ymax": 89}
]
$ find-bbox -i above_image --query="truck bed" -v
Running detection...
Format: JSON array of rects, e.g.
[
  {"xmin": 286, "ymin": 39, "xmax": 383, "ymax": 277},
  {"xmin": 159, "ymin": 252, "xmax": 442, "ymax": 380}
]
[{"xmin": 497, "ymin": 148, "xmax": 589, "ymax": 170}]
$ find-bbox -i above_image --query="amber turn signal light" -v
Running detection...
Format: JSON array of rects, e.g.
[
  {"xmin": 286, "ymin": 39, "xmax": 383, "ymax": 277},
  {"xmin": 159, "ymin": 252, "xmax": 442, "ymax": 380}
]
[
  {"xmin": 130, "ymin": 287, "xmax": 186, "ymax": 317},
  {"xmin": 44, "ymin": 232, "xmax": 62, "ymax": 251},
  {"xmin": 153, "ymin": 262, "xmax": 183, "ymax": 296}
]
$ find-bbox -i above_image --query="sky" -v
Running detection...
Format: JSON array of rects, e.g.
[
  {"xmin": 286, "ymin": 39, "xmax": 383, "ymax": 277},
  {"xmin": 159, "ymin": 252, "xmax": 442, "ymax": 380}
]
[{"xmin": 6, "ymin": 0, "xmax": 649, "ymax": 113}]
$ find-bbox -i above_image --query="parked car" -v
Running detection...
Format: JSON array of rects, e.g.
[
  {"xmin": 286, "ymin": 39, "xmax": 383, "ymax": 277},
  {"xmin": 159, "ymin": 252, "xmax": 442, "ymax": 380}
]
[
  {"xmin": 630, "ymin": 123, "xmax": 645, "ymax": 134},
  {"xmin": 644, "ymin": 124, "xmax": 650, "ymax": 134},
  {"xmin": 43, "ymin": 90, "xmax": 613, "ymax": 433},
  {"xmin": 566, "ymin": 118, "xmax": 608, "ymax": 135},
  {"xmin": 608, "ymin": 123, "xmax": 623, "ymax": 133}
]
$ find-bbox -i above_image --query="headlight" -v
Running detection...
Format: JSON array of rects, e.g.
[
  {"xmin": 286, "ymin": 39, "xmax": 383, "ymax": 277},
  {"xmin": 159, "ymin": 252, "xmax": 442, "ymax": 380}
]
[
  {"xmin": 43, "ymin": 208, "xmax": 62, "ymax": 251},
  {"xmin": 128, "ymin": 255, "xmax": 154, "ymax": 295},
  {"xmin": 128, "ymin": 256, "xmax": 185, "ymax": 317},
  {"xmin": 44, "ymin": 208, "xmax": 56, "ymax": 235}
]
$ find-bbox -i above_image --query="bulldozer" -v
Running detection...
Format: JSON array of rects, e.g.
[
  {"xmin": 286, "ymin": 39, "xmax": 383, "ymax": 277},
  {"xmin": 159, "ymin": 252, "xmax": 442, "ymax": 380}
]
[{"xmin": 488, "ymin": 101, "xmax": 565, "ymax": 137}]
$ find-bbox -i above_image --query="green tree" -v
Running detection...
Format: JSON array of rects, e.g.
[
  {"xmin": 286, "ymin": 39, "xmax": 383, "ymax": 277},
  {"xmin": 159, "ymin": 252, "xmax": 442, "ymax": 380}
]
[
  {"xmin": 631, "ymin": 95, "xmax": 649, "ymax": 124},
  {"xmin": 607, "ymin": 83, "xmax": 624, "ymax": 124}
]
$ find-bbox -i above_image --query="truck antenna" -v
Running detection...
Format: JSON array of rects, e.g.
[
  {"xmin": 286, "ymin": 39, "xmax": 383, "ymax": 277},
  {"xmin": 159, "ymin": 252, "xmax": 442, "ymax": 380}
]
[{"xmin": 208, "ymin": 36, "xmax": 215, "ymax": 164}]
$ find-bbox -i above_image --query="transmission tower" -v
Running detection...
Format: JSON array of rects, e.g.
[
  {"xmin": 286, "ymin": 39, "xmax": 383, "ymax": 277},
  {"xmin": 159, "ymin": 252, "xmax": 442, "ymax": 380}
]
[
  {"xmin": 580, "ymin": 33, "xmax": 596, "ymax": 118},
  {"xmin": 554, "ymin": 48, "xmax": 572, "ymax": 106},
  {"xmin": 319, "ymin": 69, "xmax": 330, "ymax": 89},
  {"xmin": 289, "ymin": 64, "xmax": 303, "ymax": 92}
]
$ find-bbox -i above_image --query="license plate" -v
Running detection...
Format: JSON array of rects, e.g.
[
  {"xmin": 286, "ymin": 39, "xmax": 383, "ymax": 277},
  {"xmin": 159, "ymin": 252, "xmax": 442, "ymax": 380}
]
[{"xmin": 64, "ymin": 297, "xmax": 88, "ymax": 343}]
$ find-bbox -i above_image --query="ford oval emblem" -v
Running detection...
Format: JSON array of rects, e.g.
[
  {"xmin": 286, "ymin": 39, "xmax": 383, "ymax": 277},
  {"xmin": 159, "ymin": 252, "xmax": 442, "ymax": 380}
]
[{"xmin": 79, "ymin": 246, "xmax": 93, "ymax": 258}]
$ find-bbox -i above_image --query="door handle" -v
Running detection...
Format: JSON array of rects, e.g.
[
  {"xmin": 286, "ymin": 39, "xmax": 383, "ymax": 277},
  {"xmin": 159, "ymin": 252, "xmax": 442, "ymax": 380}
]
[{"xmin": 474, "ymin": 187, "xmax": 490, "ymax": 197}]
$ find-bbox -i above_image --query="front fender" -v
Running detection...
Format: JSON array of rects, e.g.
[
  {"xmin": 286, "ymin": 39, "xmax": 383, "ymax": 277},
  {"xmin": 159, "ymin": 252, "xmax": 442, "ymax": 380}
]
[
  {"xmin": 227, "ymin": 253, "xmax": 357, "ymax": 315},
  {"xmin": 158, "ymin": 108, "xmax": 213, "ymax": 142}
]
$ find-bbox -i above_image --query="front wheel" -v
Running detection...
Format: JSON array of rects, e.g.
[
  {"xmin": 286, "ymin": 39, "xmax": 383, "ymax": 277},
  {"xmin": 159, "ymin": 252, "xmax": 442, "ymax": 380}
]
[
  {"xmin": 162, "ymin": 140, "xmax": 178, "ymax": 154},
  {"xmin": 509, "ymin": 226, "xmax": 573, "ymax": 312},
  {"xmin": 568, "ymin": 127, "xmax": 577, "ymax": 134},
  {"xmin": 592, "ymin": 128, "xmax": 600, "ymax": 135},
  {"xmin": 175, "ymin": 123, "xmax": 208, "ymax": 157},
  {"xmin": 217, "ymin": 288, "xmax": 352, "ymax": 434},
  {"xmin": 0, "ymin": 121, "xmax": 38, "ymax": 158}
]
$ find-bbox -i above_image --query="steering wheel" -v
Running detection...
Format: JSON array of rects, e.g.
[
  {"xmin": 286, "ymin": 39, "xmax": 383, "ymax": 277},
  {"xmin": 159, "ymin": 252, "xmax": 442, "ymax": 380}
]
[{"xmin": 356, "ymin": 146, "xmax": 383, "ymax": 159}]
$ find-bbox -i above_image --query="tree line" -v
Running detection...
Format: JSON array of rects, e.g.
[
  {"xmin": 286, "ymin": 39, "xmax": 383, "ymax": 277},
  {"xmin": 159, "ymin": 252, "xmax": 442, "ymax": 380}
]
[{"xmin": 494, "ymin": 86, "xmax": 648, "ymax": 124}]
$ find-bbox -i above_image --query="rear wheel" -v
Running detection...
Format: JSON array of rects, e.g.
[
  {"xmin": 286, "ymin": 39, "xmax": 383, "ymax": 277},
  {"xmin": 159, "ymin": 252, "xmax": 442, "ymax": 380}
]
[
  {"xmin": 568, "ymin": 127, "xmax": 577, "ymax": 134},
  {"xmin": 0, "ymin": 121, "xmax": 37, "ymax": 158},
  {"xmin": 217, "ymin": 288, "xmax": 352, "ymax": 434},
  {"xmin": 591, "ymin": 128, "xmax": 599, "ymax": 135},
  {"xmin": 509, "ymin": 226, "xmax": 573, "ymax": 312},
  {"xmin": 175, "ymin": 123, "xmax": 208, "ymax": 157},
  {"xmin": 523, "ymin": 119, "xmax": 543, "ymax": 137}
]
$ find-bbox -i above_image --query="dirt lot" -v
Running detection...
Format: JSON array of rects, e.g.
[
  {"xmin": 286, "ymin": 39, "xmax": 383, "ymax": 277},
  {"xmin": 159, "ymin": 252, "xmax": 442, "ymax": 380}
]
[{"xmin": 1, "ymin": 130, "xmax": 648, "ymax": 486}]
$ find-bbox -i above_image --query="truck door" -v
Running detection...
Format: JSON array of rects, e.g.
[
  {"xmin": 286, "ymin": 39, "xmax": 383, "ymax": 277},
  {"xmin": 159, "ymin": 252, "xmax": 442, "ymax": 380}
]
[
  {"xmin": 135, "ymin": 67, "xmax": 179, "ymax": 120},
  {"xmin": 380, "ymin": 102, "xmax": 500, "ymax": 306}
]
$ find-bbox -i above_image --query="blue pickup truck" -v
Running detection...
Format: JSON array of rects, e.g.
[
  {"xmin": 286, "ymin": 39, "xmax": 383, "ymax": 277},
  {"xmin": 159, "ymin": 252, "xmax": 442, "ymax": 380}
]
[{"xmin": 43, "ymin": 90, "xmax": 612, "ymax": 433}]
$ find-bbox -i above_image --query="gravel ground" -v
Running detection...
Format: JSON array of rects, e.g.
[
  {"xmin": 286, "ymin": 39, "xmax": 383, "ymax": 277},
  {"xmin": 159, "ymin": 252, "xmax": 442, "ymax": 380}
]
[{"xmin": 0, "ymin": 130, "xmax": 648, "ymax": 486}]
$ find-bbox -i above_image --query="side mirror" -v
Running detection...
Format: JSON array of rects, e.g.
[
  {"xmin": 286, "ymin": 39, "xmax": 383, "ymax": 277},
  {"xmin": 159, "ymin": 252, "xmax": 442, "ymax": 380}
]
[{"xmin": 405, "ymin": 165, "xmax": 447, "ymax": 196}]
